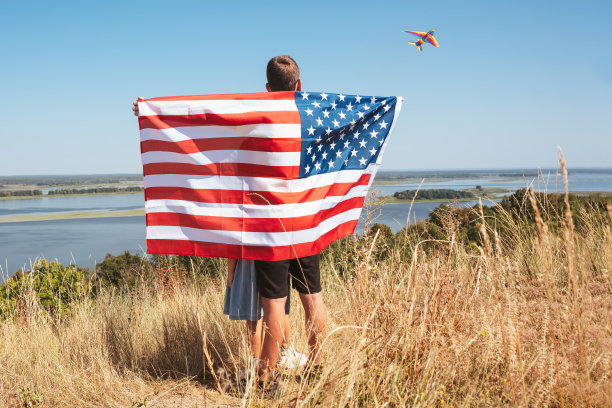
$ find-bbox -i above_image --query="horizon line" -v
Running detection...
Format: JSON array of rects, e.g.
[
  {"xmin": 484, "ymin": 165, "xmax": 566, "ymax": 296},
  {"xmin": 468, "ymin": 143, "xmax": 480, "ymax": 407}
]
[{"xmin": 2, "ymin": 166, "xmax": 612, "ymax": 178}]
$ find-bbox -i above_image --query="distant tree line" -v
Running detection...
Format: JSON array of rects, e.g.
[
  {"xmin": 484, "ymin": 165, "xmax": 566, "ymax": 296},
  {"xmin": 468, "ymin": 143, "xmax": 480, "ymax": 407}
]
[
  {"xmin": 48, "ymin": 186, "xmax": 143, "ymax": 195},
  {"xmin": 0, "ymin": 186, "xmax": 143, "ymax": 198},
  {"xmin": 393, "ymin": 188, "xmax": 475, "ymax": 201},
  {"xmin": 0, "ymin": 190, "xmax": 43, "ymax": 197},
  {"xmin": 0, "ymin": 174, "xmax": 142, "ymax": 187}
]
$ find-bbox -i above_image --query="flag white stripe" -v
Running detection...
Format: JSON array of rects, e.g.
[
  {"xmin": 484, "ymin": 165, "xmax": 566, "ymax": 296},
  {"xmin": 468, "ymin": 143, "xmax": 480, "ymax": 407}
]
[
  {"xmin": 374, "ymin": 98, "xmax": 403, "ymax": 166},
  {"xmin": 146, "ymin": 208, "xmax": 363, "ymax": 246},
  {"xmin": 145, "ymin": 184, "xmax": 370, "ymax": 218},
  {"xmin": 144, "ymin": 164, "xmax": 376, "ymax": 193},
  {"xmin": 139, "ymin": 99, "xmax": 297, "ymax": 116},
  {"xmin": 140, "ymin": 124, "xmax": 302, "ymax": 143},
  {"xmin": 141, "ymin": 150, "xmax": 300, "ymax": 167}
]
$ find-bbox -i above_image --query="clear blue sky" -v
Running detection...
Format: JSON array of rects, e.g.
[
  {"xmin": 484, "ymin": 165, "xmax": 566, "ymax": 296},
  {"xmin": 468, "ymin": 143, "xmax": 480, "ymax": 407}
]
[{"xmin": 1, "ymin": 0, "xmax": 611, "ymax": 175}]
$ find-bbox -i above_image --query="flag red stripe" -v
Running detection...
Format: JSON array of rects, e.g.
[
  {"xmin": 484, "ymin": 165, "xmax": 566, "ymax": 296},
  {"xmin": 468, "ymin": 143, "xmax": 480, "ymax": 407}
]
[
  {"xmin": 144, "ymin": 173, "xmax": 371, "ymax": 205},
  {"xmin": 146, "ymin": 196, "xmax": 365, "ymax": 233},
  {"xmin": 143, "ymin": 162, "xmax": 299, "ymax": 179},
  {"xmin": 141, "ymin": 137, "xmax": 301, "ymax": 154},
  {"xmin": 144, "ymin": 91, "xmax": 296, "ymax": 102},
  {"xmin": 145, "ymin": 220, "xmax": 358, "ymax": 261},
  {"xmin": 139, "ymin": 111, "xmax": 301, "ymax": 130}
]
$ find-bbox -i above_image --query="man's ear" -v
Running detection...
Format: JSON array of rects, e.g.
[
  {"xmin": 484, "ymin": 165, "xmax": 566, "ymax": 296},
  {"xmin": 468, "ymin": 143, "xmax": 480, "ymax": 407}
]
[
  {"xmin": 266, "ymin": 83, "xmax": 272, "ymax": 92},
  {"xmin": 295, "ymin": 79, "xmax": 302, "ymax": 91}
]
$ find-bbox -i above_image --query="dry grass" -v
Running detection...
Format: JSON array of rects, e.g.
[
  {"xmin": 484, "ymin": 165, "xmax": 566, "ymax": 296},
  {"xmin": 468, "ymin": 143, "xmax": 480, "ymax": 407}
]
[{"xmin": 1, "ymin": 190, "xmax": 611, "ymax": 407}]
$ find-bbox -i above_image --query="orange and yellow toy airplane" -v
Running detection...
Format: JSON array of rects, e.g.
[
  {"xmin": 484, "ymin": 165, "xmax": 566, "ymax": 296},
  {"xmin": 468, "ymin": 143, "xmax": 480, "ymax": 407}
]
[{"xmin": 402, "ymin": 28, "xmax": 439, "ymax": 51}]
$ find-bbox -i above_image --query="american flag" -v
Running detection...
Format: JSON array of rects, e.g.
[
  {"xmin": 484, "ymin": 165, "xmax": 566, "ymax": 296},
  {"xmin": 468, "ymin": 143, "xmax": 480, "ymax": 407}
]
[{"xmin": 138, "ymin": 91, "xmax": 402, "ymax": 261}]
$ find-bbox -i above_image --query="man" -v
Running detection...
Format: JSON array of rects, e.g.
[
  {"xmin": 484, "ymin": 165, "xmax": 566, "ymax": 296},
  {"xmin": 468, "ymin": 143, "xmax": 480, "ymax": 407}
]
[{"xmin": 255, "ymin": 55, "xmax": 327, "ymax": 385}]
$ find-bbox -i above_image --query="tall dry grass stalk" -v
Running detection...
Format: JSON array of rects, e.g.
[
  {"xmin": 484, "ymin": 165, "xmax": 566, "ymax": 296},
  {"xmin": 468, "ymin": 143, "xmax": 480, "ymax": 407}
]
[
  {"xmin": 1, "ymin": 179, "xmax": 611, "ymax": 406},
  {"xmin": 559, "ymin": 148, "xmax": 591, "ymax": 408}
]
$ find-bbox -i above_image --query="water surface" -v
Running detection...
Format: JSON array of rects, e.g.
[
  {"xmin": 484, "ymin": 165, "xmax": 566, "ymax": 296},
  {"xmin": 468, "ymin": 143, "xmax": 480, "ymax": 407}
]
[
  {"xmin": 1, "ymin": 216, "xmax": 145, "ymax": 277},
  {"xmin": 2, "ymin": 170, "xmax": 611, "ymax": 277}
]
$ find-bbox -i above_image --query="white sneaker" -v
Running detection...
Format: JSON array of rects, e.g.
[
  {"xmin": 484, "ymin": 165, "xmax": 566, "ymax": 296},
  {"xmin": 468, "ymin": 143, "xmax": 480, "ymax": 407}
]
[{"xmin": 278, "ymin": 344, "xmax": 308, "ymax": 369}]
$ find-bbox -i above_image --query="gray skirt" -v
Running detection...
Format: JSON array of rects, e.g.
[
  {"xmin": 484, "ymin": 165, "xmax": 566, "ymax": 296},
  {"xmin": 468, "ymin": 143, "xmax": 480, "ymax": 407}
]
[{"xmin": 223, "ymin": 259, "xmax": 290, "ymax": 321}]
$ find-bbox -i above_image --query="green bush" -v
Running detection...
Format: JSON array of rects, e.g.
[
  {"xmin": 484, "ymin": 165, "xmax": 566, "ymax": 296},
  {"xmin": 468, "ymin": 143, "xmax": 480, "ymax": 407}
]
[
  {"xmin": 175, "ymin": 255, "xmax": 225, "ymax": 278},
  {"xmin": 0, "ymin": 259, "xmax": 91, "ymax": 318},
  {"xmin": 92, "ymin": 252, "xmax": 224, "ymax": 292},
  {"xmin": 321, "ymin": 236, "xmax": 361, "ymax": 279},
  {"xmin": 367, "ymin": 223, "xmax": 394, "ymax": 243},
  {"xmin": 92, "ymin": 251, "xmax": 152, "ymax": 292},
  {"xmin": 366, "ymin": 223, "xmax": 396, "ymax": 263}
]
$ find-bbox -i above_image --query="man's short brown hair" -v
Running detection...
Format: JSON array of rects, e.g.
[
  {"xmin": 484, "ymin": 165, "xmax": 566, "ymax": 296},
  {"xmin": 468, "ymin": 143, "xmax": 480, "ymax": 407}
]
[{"xmin": 266, "ymin": 55, "xmax": 300, "ymax": 91}]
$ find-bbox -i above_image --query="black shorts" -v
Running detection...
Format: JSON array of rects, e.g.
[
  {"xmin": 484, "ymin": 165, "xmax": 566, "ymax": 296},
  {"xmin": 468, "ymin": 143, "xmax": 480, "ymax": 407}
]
[{"xmin": 254, "ymin": 254, "xmax": 321, "ymax": 299}]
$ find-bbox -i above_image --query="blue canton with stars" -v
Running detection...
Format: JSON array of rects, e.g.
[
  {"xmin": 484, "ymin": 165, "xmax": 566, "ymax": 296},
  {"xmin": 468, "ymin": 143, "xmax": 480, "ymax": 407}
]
[{"xmin": 295, "ymin": 92, "xmax": 397, "ymax": 178}]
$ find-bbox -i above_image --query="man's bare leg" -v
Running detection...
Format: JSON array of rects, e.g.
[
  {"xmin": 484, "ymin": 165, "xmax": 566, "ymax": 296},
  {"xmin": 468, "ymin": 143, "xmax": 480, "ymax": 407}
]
[
  {"xmin": 299, "ymin": 292, "xmax": 327, "ymax": 365},
  {"xmin": 258, "ymin": 296, "xmax": 287, "ymax": 381}
]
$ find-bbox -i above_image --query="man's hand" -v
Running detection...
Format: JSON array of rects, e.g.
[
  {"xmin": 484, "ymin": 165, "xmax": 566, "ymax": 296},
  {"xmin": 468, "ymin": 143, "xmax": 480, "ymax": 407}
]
[{"xmin": 132, "ymin": 97, "xmax": 144, "ymax": 116}]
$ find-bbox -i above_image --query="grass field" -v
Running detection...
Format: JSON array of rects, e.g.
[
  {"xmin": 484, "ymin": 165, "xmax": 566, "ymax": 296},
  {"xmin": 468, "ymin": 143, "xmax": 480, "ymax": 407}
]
[{"xmin": 1, "ymin": 177, "xmax": 611, "ymax": 406}]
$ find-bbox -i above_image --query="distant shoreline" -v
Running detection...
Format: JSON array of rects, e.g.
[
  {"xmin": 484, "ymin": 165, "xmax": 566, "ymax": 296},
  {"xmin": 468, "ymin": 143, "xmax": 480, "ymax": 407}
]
[{"xmin": 0, "ymin": 190, "xmax": 143, "ymax": 201}]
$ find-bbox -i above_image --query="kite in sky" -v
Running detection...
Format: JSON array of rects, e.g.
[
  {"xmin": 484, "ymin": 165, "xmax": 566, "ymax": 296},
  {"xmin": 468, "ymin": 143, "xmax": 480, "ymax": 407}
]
[{"xmin": 402, "ymin": 28, "xmax": 439, "ymax": 51}]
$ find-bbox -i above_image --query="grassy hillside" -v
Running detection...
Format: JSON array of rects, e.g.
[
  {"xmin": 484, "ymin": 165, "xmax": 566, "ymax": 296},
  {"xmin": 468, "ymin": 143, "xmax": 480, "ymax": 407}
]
[{"xmin": 1, "ymin": 190, "xmax": 611, "ymax": 406}]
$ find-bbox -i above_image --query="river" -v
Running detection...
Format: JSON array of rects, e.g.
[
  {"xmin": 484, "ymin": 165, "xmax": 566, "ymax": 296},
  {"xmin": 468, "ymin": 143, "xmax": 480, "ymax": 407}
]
[{"xmin": 1, "ymin": 170, "xmax": 611, "ymax": 277}]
